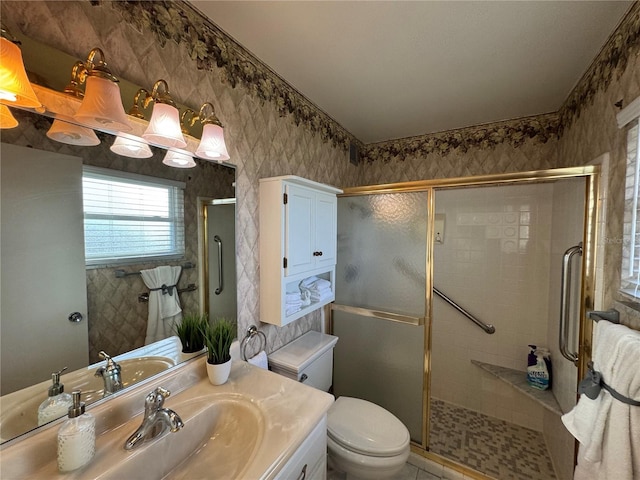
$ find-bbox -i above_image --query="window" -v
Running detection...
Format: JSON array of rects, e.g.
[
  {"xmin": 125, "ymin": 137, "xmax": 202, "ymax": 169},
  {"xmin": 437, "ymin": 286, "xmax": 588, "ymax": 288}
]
[
  {"xmin": 83, "ymin": 167, "xmax": 185, "ymax": 266},
  {"xmin": 621, "ymin": 121, "xmax": 640, "ymax": 298}
]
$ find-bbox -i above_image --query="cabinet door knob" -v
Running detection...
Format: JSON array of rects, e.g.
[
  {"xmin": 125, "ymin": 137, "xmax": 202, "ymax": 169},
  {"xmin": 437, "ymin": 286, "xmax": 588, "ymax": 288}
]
[{"xmin": 312, "ymin": 251, "xmax": 323, "ymax": 257}]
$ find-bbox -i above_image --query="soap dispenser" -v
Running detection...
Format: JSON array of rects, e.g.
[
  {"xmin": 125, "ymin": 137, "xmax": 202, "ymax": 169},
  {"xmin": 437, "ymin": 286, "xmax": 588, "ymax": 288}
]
[
  {"xmin": 37, "ymin": 367, "xmax": 73, "ymax": 426},
  {"xmin": 57, "ymin": 390, "xmax": 96, "ymax": 473}
]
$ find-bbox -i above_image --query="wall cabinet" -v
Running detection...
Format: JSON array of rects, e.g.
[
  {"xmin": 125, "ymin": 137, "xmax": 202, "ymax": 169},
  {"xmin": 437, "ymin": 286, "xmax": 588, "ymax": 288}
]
[{"xmin": 259, "ymin": 176, "xmax": 342, "ymax": 326}]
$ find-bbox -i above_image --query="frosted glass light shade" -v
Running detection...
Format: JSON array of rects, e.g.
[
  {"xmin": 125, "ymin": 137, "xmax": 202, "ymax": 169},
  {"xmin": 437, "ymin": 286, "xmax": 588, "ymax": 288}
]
[
  {"xmin": 0, "ymin": 104, "xmax": 18, "ymax": 129},
  {"xmin": 142, "ymin": 103, "xmax": 187, "ymax": 148},
  {"xmin": 74, "ymin": 76, "xmax": 131, "ymax": 132},
  {"xmin": 195, "ymin": 123, "xmax": 230, "ymax": 161},
  {"xmin": 0, "ymin": 37, "xmax": 41, "ymax": 108},
  {"xmin": 163, "ymin": 150, "xmax": 196, "ymax": 168},
  {"xmin": 110, "ymin": 135, "xmax": 153, "ymax": 158},
  {"xmin": 46, "ymin": 119, "xmax": 100, "ymax": 146}
]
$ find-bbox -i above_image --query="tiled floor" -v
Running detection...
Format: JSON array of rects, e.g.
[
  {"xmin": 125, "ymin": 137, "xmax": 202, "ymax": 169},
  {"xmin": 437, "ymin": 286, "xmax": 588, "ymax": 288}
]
[
  {"xmin": 327, "ymin": 461, "xmax": 441, "ymax": 480},
  {"xmin": 429, "ymin": 398, "xmax": 556, "ymax": 480}
]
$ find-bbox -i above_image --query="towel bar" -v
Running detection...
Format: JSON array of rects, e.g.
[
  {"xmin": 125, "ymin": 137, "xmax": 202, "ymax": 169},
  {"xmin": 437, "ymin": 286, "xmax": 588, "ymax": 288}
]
[
  {"xmin": 115, "ymin": 262, "xmax": 195, "ymax": 278},
  {"xmin": 138, "ymin": 283, "xmax": 198, "ymax": 303}
]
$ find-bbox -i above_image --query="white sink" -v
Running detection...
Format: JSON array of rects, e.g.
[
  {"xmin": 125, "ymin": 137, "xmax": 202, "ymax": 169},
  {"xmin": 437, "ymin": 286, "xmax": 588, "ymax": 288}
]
[{"xmin": 98, "ymin": 395, "xmax": 264, "ymax": 479}]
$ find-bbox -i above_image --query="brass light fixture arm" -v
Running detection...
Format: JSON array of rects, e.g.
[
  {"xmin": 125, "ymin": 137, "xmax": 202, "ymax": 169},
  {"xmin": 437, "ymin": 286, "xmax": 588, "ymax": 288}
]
[
  {"xmin": 194, "ymin": 101, "xmax": 223, "ymax": 127},
  {"xmin": 129, "ymin": 88, "xmax": 149, "ymax": 119},
  {"xmin": 63, "ymin": 61, "xmax": 86, "ymax": 99},
  {"xmin": 145, "ymin": 79, "xmax": 177, "ymax": 108}
]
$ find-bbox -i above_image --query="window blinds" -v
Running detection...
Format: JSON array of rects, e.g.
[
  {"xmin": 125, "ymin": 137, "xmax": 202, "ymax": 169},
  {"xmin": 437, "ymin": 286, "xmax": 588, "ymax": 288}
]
[{"xmin": 82, "ymin": 167, "xmax": 185, "ymax": 265}]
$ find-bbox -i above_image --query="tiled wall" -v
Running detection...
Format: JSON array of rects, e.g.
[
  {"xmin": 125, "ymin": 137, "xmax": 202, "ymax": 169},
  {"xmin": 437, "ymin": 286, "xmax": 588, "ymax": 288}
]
[{"xmin": 431, "ymin": 183, "xmax": 556, "ymax": 431}]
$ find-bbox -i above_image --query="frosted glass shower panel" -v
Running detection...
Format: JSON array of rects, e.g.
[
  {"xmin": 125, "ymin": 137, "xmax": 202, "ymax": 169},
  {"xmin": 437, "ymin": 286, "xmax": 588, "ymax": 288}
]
[{"xmin": 336, "ymin": 192, "xmax": 428, "ymax": 317}]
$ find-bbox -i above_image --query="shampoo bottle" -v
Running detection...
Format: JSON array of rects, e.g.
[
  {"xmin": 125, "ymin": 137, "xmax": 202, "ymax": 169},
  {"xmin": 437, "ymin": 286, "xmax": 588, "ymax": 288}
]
[
  {"xmin": 37, "ymin": 367, "xmax": 73, "ymax": 426},
  {"xmin": 57, "ymin": 390, "xmax": 96, "ymax": 473}
]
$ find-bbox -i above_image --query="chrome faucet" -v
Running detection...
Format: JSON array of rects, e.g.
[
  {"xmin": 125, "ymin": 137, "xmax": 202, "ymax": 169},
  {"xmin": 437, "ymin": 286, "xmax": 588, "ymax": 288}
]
[
  {"xmin": 124, "ymin": 387, "xmax": 184, "ymax": 450},
  {"xmin": 94, "ymin": 351, "xmax": 123, "ymax": 396}
]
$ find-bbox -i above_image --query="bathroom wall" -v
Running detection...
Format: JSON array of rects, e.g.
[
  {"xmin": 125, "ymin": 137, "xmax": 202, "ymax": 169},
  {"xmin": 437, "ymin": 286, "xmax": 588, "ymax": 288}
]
[
  {"xmin": 554, "ymin": 3, "xmax": 640, "ymax": 331},
  {"xmin": 0, "ymin": 1, "xmax": 360, "ymax": 354},
  {"xmin": 1, "ymin": 110, "xmax": 234, "ymax": 363},
  {"xmin": 432, "ymin": 183, "xmax": 555, "ymax": 431}
]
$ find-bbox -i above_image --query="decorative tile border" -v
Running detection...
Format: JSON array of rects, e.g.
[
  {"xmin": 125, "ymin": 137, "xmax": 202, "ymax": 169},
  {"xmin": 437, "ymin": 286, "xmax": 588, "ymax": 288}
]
[
  {"xmin": 100, "ymin": 0, "xmax": 359, "ymax": 153},
  {"xmin": 99, "ymin": 0, "xmax": 639, "ymax": 163}
]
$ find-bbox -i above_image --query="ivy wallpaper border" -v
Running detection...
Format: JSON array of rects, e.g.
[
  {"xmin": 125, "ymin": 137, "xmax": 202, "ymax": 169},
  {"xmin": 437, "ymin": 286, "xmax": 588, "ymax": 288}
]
[
  {"xmin": 102, "ymin": 1, "xmax": 639, "ymax": 163},
  {"xmin": 102, "ymin": 0, "xmax": 359, "ymax": 152}
]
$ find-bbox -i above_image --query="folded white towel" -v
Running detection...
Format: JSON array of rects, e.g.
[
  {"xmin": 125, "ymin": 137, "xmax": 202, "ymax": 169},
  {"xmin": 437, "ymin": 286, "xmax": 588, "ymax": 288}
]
[
  {"xmin": 562, "ymin": 321, "xmax": 640, "ymax": 480},
  {"xmin": 286, "ymin": 305, "xmax": 301, "ymax": 316},
  {"xmin": 299, "ymin": 276, "xmax": 319, "ymax": 288},
  {"xmin": 309, "ymin": 278, "xmax": 331, "ymax": 291},
  {"xmin": 285, "ymin": 292, "xmax": 302, "ymax": 301},
  {"xmin": 247, "ymin": 350, "xmax": 268, "ymax": 370}
]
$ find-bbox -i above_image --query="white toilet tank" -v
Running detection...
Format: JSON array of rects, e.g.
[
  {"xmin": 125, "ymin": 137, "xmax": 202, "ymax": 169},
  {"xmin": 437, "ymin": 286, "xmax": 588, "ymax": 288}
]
[{"xmin": 268, "ymin": 331, "xmax": 338, "ymax": 391}]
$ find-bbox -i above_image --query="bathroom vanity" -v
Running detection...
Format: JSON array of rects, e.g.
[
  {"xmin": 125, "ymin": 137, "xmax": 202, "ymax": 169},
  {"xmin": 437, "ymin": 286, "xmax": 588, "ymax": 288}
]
[{"xmin": 0, "ymin": 355, "xmax": 334, "ymax": 479}]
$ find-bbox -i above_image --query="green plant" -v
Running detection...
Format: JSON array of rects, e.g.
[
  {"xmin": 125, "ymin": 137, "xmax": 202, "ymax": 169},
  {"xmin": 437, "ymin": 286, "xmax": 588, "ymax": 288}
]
[
  {"xmin": 202, "ymin": 317, "xmax": 236, "ymax": 365},
  {"xmin": 175, "ymin": 313, "xmax": 207, "ymax": 353}
]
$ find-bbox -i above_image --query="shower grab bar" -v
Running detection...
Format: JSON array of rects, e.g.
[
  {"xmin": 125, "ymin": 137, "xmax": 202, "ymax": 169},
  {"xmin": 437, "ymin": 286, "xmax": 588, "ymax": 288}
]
[
  {"xmin": 214, "ymin": 235, "xmax": 223, "ymax": 295},
  {"xmin": 559, "ymin": 243, "xmax": 582, "ymax": 364},
  {"xmin": 433, "ymin": 287, "xmax": 495, "ymax": 334}
]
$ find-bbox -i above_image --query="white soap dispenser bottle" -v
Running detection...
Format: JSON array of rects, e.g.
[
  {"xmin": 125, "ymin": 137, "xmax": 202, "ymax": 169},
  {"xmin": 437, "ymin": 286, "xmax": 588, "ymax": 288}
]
[
  {"xmin": 37, "ymin": 367, "xmax": 73, "ymax": 426},
  {"xmin": 57, "ymin": 390, "xmax": 96, "ymax": 473}
]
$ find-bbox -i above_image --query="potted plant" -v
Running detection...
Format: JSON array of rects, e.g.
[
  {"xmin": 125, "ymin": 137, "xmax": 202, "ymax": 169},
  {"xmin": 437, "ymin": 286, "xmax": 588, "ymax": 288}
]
[
  {"xmin": 202, "ymin": 317, "xmax": 236, "ymax": 385},
  {"xmin": 174, "ymin": 313, "xmax": 207, "ymax": 353}
]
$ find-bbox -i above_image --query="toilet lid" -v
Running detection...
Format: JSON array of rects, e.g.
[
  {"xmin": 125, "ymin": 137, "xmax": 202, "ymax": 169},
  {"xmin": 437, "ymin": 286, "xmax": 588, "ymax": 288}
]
[{"xmin": 327, "ymin": 397, "xmax": 410, "ymax": 457}]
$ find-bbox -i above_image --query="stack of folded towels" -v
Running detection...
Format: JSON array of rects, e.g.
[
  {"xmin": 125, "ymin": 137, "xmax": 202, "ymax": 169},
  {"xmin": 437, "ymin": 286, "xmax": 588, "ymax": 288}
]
[
  {"xmin": 285, "ymin": 288, "xmax": 302, "ymax": 316},
  {"xmin": 300, "ymin": 276, "xmax": 333, "ymax": 304}
]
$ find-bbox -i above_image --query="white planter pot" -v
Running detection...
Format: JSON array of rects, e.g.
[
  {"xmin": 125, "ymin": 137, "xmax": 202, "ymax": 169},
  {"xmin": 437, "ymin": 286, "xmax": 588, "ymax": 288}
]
[{"xmin": 206, "ymin": 359, "xmax": 231, "ymax": 385}]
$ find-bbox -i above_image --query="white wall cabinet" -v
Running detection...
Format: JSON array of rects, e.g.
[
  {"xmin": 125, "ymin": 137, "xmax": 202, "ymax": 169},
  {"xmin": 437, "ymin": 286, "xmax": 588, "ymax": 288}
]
[{"xmin": 260, "ymin": 176, "xmax": 342, "ymax": 326}]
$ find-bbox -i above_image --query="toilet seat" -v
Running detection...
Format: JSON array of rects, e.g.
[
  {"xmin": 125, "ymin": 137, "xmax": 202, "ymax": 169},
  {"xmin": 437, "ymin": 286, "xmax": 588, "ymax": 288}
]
[{"xmin": 328, "ymin": 397, "xmax": 410, "ymax": 457}]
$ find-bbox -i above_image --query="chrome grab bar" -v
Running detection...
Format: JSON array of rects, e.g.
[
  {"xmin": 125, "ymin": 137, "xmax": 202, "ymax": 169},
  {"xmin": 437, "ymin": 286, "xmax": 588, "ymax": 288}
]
[
  {"xmin": 433, "ymin": 287, "xmax": 495, "ymax": 334},
  {"xmin": 559, "ymin": 243, "xmax": 582, "ymax": 364},
  {"xmin": 214, "ymin": 235, "xmax": 223, "ymax": 295}
]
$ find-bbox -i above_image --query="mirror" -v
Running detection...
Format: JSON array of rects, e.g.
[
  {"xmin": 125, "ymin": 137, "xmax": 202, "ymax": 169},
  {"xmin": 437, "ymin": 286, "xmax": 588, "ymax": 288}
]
[{"xmin": 0, "ymin": 32, "xmax": 237, "ymax": 444}]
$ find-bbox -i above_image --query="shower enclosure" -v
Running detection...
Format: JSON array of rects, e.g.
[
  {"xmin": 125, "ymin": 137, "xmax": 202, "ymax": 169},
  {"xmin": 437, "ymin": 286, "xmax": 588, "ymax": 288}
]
[{"xmin": 331, "ymin": 168, "xmax": 599, "ymax": 480}]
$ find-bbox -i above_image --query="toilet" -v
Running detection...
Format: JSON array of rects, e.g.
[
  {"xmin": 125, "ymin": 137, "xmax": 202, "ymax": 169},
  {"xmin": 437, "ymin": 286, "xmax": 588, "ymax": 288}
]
[{"xmin": 268, "ymin": 331, "xmax": 410, "ymax": 480}]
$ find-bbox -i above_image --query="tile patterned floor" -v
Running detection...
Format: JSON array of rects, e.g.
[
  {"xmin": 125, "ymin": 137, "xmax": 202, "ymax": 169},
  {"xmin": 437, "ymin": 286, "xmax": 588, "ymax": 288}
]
[
  {"xmin": 429, "ymin": 398, "xmax": 556, "ymax": 480},
  {"xmin": 327, "ymin": 462, "xmax": 441, "ymax": 480}
]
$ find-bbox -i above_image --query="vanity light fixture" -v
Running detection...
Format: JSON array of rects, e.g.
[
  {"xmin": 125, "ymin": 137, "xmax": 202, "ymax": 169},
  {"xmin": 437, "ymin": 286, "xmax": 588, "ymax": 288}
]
[
  {"xmin": 162, "ymin": 149, "xmax": 196, "ymax": 169},
  {"xmin": 0, "ymin": 104, "xmax": 18, "ymax": 129},
  {"xmin": 0, "ymin": 26, "xmax": 41, "ymax": 109},
  {"xmin": 47, "ymin": 63, "xmax": 100, "ymax": 146},
  {"xmin": 47, "ymin": 119, "xmax": 100, "ymax": 146},
  {"xmin": 73, "ymin": 48, "xmax": 131, "ymax": 133},
  {"xmin": 193, "ymin": 102, "xmax": 230, "ymax": 162},
  {"xmin": 110, "ymin": 134, "xmax": 153, "ymax": 158},
  {"xmin": 142, "ymin": 80, "xmax": 187, "ymax": 149}
]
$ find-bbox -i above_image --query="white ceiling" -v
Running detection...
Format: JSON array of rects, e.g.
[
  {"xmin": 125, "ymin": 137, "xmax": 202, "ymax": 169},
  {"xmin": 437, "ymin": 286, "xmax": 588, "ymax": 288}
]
[{"xmin": 190, "ymin": 1, "xmax": 631, "ymax": 144}]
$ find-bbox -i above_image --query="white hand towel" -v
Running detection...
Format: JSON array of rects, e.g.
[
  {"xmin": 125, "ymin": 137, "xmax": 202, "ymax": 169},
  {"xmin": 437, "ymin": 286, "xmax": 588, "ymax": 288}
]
[
  {"xmin": 247, "ymin": 350, "xmax": 268, "ymax": 370},
  {"xmin": 141, "ymin": 265, "xmax": 183, "ymax": 345},
  {"xmin": 562, "ymin": 321, "xmax": 640, "ymax": 480}
]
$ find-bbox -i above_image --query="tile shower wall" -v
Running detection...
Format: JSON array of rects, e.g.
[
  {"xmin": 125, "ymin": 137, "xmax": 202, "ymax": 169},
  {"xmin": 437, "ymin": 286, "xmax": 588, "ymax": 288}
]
[
  {"xmin": 1, "ymin": 111, "xmax": 235, "ymax": 363},
  {"xmin": 432, "ymin": 183, "xmax": 555, "ymax": 431},
  {"xmin": 0, "ymin": 1, "xmax": 360, "ymax": 354}
]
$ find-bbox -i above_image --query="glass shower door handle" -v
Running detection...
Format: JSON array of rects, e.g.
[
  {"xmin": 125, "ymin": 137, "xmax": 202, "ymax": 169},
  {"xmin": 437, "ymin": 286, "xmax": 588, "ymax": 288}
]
[{"xmin": 559, "ymin": 243, "xmax": 582, "ymax": 364}]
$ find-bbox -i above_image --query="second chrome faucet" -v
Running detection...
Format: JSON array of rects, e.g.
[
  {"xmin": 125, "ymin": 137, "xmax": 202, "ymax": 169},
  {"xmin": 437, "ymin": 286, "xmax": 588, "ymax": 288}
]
[{"xmin": 124, "ymin": 387, "xmax": 183, "ymax": 450}]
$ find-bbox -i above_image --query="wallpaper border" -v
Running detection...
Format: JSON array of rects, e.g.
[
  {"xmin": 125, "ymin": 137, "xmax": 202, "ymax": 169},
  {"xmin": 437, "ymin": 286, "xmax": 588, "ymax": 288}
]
[{"xmin": 100, "ymin": 0, "xmax": 640, "ymax": 163}]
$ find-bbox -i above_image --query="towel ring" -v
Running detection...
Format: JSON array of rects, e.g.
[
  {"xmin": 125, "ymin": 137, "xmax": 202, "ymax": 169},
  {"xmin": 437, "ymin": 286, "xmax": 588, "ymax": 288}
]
[{"xmin": 240, "ymin": 325, "xmax": 267, "ymax": 361}]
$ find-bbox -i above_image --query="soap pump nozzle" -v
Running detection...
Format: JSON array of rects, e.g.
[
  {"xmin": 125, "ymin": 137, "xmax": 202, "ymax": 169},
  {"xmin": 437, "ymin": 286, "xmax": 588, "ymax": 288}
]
[
  {"xmin": 48, "ymin": 367, "xmax": 68, "ymax": 397},
  {"xmin": 68, "ymin": 390, "xmax": 86, "ymax": 418}
]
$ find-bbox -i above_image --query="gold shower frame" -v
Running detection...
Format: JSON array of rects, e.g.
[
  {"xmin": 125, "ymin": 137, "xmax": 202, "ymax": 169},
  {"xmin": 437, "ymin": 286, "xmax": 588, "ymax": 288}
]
[{"xmin": 332, "ymin": 165, "xmax": 599, "ymax": 479}]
